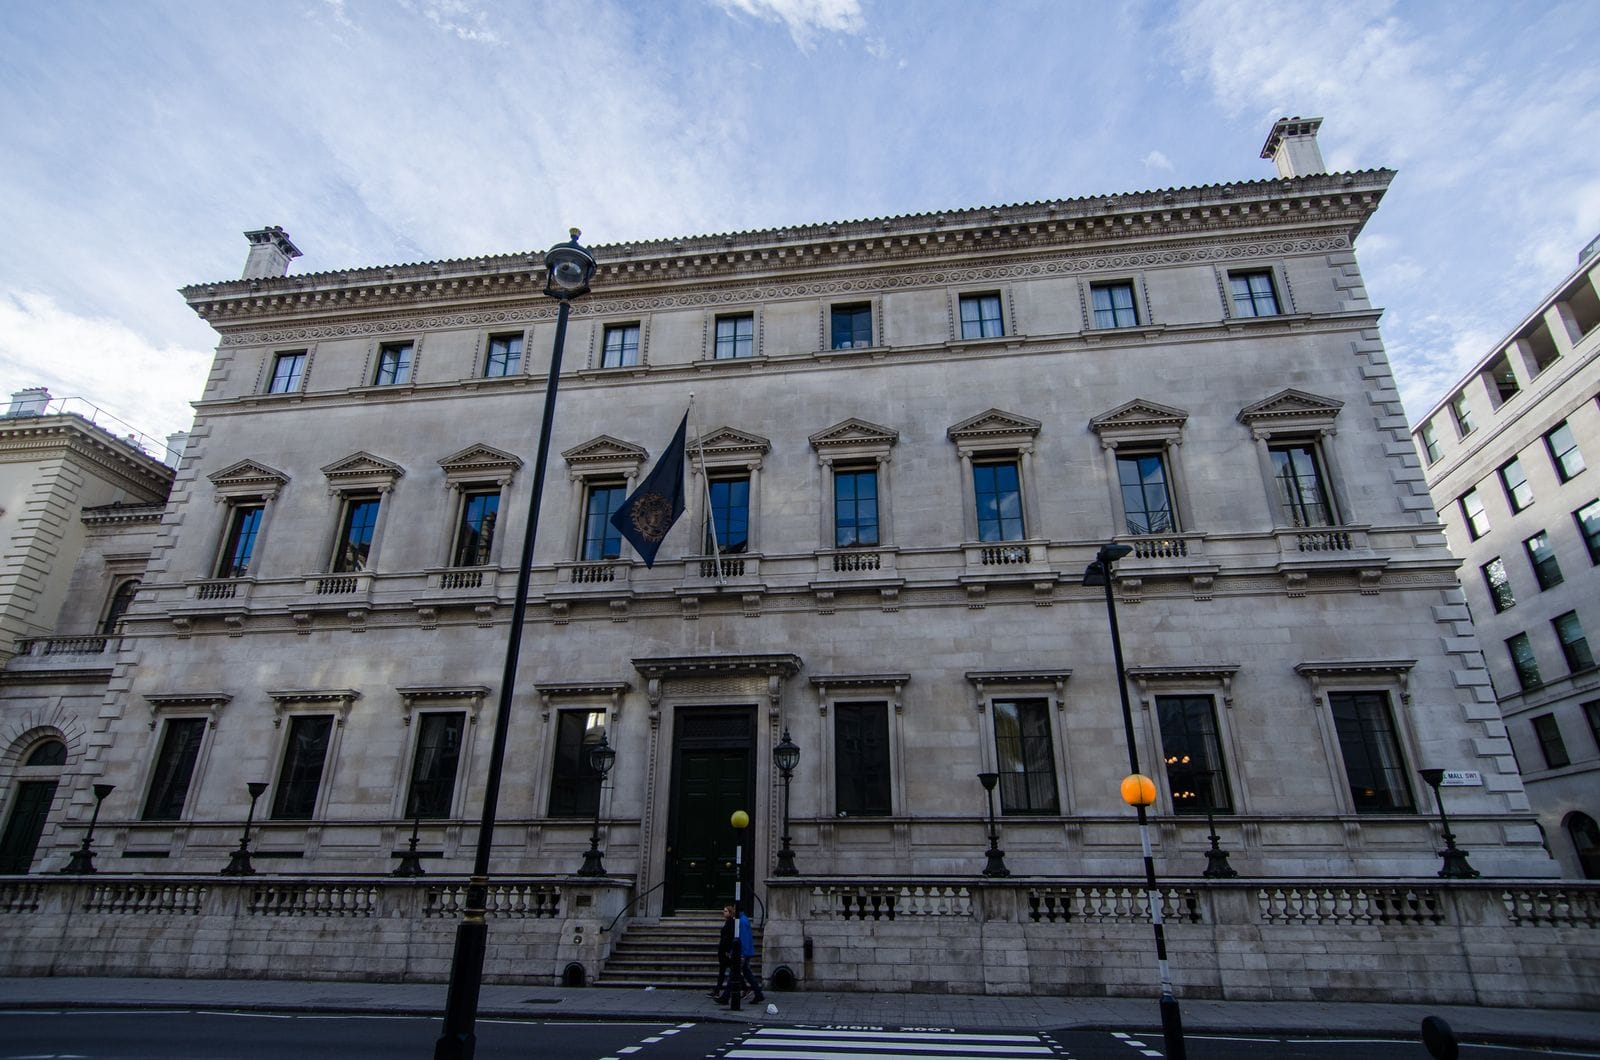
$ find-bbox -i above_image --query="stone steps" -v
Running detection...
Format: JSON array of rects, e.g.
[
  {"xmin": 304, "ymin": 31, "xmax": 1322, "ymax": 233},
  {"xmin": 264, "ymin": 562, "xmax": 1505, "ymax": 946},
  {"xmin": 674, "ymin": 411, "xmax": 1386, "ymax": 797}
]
[{"xmin": 595, "ymin": 914, "xmax": 762, "ymax": 990}]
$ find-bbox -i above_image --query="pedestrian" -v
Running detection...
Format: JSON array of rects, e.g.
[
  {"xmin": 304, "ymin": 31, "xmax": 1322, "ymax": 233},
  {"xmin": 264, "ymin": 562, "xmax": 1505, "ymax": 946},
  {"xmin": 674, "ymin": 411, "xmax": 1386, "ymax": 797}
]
[
  {"xmin": 731, "ymin": 903, "xmax": 764, "ymax": 1004},
  {"xmin": 708, "ymin": 904, "xmax": 735, "ymax": 1000}
]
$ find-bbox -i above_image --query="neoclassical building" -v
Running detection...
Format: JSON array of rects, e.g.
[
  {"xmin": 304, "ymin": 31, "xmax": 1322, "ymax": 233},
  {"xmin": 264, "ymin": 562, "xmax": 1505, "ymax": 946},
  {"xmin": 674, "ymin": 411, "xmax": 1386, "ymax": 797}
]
[{"xmin": 3, "ymin": 120, "xmax": 1592, "ymax": 1005}]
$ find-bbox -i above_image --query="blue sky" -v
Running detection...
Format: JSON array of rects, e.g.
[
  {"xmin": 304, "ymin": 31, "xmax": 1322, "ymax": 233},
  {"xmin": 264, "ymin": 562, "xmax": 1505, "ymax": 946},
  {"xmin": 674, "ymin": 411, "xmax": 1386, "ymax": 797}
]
[{"xmin": 2, "ymin": 0, "xmax": 1598, "ymax": 443}]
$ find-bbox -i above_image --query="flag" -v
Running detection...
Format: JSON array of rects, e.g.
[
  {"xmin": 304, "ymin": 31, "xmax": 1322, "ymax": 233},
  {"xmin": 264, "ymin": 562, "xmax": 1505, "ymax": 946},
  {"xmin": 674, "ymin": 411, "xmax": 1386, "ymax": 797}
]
[{"xmin": 611, "ymin": 411, "xmax": 688, "ymax": 567}]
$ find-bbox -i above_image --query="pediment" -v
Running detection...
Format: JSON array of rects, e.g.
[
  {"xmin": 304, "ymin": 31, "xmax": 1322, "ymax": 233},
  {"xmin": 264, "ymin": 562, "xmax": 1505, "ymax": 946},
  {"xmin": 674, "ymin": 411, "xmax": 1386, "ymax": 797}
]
[
  {"xmin": 947, "ymin": 408, "xmax": 1041, "ymax": 443},
  {"xmin": 209, "ymin": 459, "xmax": 290, "ymax": 499},
  {"xmin": 1237, "ymin": 389, "xmax": 1343, "ymax": 427},
  {"xmin": 693, "ymin": 426, "xmax": 771, "ymax": 456},
  {"xmin": 1089, "ymin": 399, "xmax": 1190, "ymax": 436},
  {"xmin": 320, "ymin": 451, "xmax": 404, "ymax": 488},
  {"xmin": 809, "ymin": 418, "xmax": 900, "ymax": 452},
  {"xmin": 561, "ymin": 435, "xmax": 648, "ymax": 467},
  {"xmin": 439, "ymin": 444, "xmax": 522, "ymax": 476}
]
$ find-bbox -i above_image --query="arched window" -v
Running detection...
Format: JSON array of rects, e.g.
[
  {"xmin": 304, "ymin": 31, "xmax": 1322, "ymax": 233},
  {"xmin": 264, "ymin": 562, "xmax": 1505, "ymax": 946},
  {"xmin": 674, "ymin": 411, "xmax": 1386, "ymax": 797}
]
[
  {"xmin": 1, "ymin": 737, "xmax": 68, "ymax": 873},
  {"xmin": 101, "ymin": 579, "xmax": 142, "ymax": 635},
  {"xmin": 25, "ymin": 739, "xmax": 67, "ymax": 767},
  {"xmin": 1566, "ymin": 812, "xmax": 1600, "ymax": 880}
]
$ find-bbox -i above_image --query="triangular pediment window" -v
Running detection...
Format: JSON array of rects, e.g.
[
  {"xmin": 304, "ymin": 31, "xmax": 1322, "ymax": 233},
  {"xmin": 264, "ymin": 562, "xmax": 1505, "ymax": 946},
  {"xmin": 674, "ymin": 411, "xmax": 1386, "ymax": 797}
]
[
  {"xmin": 209, "ymin": 459, "xmax": 290, "ymax": 500},
  {"xmin": 1237, "ymin": 389, "xmax": 1343, "ymax": 432},
  {"xmin": 809, "ymin": 418, "xmax": 900, "ymax": 453},
  {"xmin": 321, "ymin": 451, "xmax": 404, "ymax": 492}
]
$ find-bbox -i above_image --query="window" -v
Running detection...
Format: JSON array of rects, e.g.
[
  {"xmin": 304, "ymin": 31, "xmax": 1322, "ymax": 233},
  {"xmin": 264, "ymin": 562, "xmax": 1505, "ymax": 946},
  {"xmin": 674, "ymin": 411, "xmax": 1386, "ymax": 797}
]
[
  {"xmin": 1229, "ymin": 270, "xmax": 1280, "ymax": 317},
  {"xmin": 830, "ymin": 304, "xmax": 873, "ymax": 349},
  {"xmin": 1450, "ymin": 392, "xmax": 1476, "ymax": 438},
  {"xmin": 959, "ymin": 293, "xmax": 1004, "ymax": 338},
  {"xmin": 101, "ymin": 578, "xmax": 141, "ymax": 634},
  {"xmin": 548, "ymin": 710, "xmax": 606, "ymax": 817},
  {"xmin": 833, "ymin": 467, "xmax": 879, "ymax": 548},
  {"xmin": 1568, "ymin": 812, "xmax": 1600, "ymax": 880},
  {"xmin": 140, "ymin": 718, "xmax": 206, "ymax": 821},
  {"xmin": 715, "ymin": 314, "xmax": 754, "ymax": 359},
  {"xmin": 1546, "ymin": 422, "xmax": 1586, "ymax": 481},
  {"xmin": 1418, "ymin": 422, "xmax": 1442, "ymax": 465},
  {"xmin": 1327, "ymin": 691, "xmax": 1413, "ymax": 813},
  {"xmin": 601, "ymin": 324, "xmax": 640, "ymax": 368},
  {"xmin": 215, "ymin": 502, "xmax": 265, "ymax": 578},
  {"xmin": 1117, "ymin": 452, "xmax": 1175, "ymax": 535},
  {"xmin": 1524, "ymin": 530, "xmax": 1563, "ymax": 589},
  {"xmin": 1499, "ymin": 457, "xmax": 1534, "ymax": 512},
  {"xmin": 1532, "ymin": 714, "xmax": 1569, "ymax": 768},
  {"xmin": 1507, "ymin": 632, "xmax": 1542, "ymax": 691},
  {"xmin": 1577, "ymin": 501, "xmax": 1600, "ymax": 563},
  {"xmin": 271, "ymin": 714, "xmax": 334, "ymax": 820},
  {"xmin": 705, "ymin": 474, "xmax": 750, "ymax": 553},
  {"xmin": 268, "ymin": 351, "xmax": 306, "ymax": 394},
  {"xmin": 992, "ymin": 698, "xmax": 1058, "ymax": 814},
  {"xmin": 1482, "ymin": 557, "xmax": 1515, "ymax": 612},
  {"xmin": 405, "ymin": 712, "xmax": 464, "ymax": 819},
  {"xmin": 581, "ymin": 482, "xmax": 626, "ymax": 561},
  {"xmin": 332, "ymin": 495, "xmax": 381, "ymax": 572},
  {"xmin": 1091, "ymin": 282, "xmax": 1138, "ymax": 328},
  {"xmin": 484, "ymin": 333, "xmax": 522, "ymax": 378},
  {"xmin": 1459, "ymin": 489, "xmax": 1490, "ymax": 539},
  {"xmin": 1554, "ymin": 611, "xmax": 1594, "ymax": 673},
  {"xmin": 1483, "ymin": 352, "xmax": 1520, "ymax": 405},
  {"xmin": 973, "ymin": 459, "xmax": 1025, "ymax": 542},
  {"xmin": 1584, "ymin": 699, "xmax": 1600, "ymax": 751},
  {"xmin": 451, "ymin": 488, "xmax": 500, "ymax": 567},
  {"xmin": 834, "ymin": 701, "xmax": 891, "ymax": 816},
  {"xmin": 1155, "ymin": 695, "xmax": 1231, "ymax": 814},
  {"xmin": 1268, "ymin": 442, "xmax": 1334, "ymax": 527},
  {"xmin": 374, "ymin": 341, "xmax": 414, "ymax": 385}
]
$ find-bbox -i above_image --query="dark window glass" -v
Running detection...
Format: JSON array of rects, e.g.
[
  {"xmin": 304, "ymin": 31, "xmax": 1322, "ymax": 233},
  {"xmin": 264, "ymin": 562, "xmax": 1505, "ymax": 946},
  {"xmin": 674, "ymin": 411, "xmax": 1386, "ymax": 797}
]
[
  {"xmin": 452, "ymin": 489, "xmax": 499, "ymax": 567},
  {"xmin": 1576, "ymin": 501, "xmax": 1600, "ymax": 563},
  {"xmin": 1460, "ymin": 489, "xmax": 1489, "ymax": 539},
  {"xmin": 1484, "ymin": 353, "xmax": 1520, "ymax": 404},
  {"xmin": 1482, "ymin": 558, "xmax": 1515, "ymax": 612},
  {"xmin": 1156, "ymin": 695, "xmax": 1231, "ymax": 813},
  {"xmin": 959, "ymin": 293, "xmax": 1004, "ymax": 338},
  {"xmin": 101, "ymin": 578, "xmax": 142, "ymax": 634},
  {"xmin": 216, "ymin": 503, "xmax": 264, "ymax": 578},
  {"xmin": 333, "ymin": 495, "xmax": 381, "ymax": 572},
  {"xmin": 1583, "ymin": 699, "xmax": 1600, "ymax": 752},
  {"xmin": 271, "ymin": 715, "xmax": 334, "ymax": 820},
  {"xmin": 715, "ymin": 314, "xmax": 754, "ymax": 359},
  {"xmin": 485, "ymin": 333, "xmax": 522, "ymax": 377},
  {"xmin": 706, "ymin": 475, "xmax": 750, "ymax": 553},
  {"xmin": 1091, "ymin": 282, "xmax": 1138, "ymax": 328},
  {"xmin": 374, "ymin": 341, "xmax": 414, "ymax": 385},
  {"xmin": 405, "ymin": 712, "xmax": 465, "ymax": 819},
  {"xmin": 834, "ymin": 701, "xmax": 891, "ymax": 816},
  {"xmin": 833, "ymin": 468, "xmax": 879, "ymax": 548},
  {"xmin": 1419, "ymin": 421, "xmax": 1441, "ymax": 464},
  {"xmin": 548, "ymin": 710, "xmax": 606, "ymax": 817},
  {"xmin": 1507, "ymin": 632, "xmax": 1542, "ymax": 691},
  {"xmin": 268, "ymin": 351, "xmax": 305, "ymax": 394},
  {"xmin": 1328, "ymin": 691, "xmax": 1413, "ymax": 813},
  {"xmin": 1450, "ymin": 393, "xmax": 1476, "ymax": 437},
  {"xmin": 1554, "ymin": 611, "xmax": 1594, "ymax": 672},
  {"xmin": 1568, "ymin": 812, "xmax": 1600, "ymax": 880},
  {"xmin": 582, "ymin": 483, "xmax": 625, "ymax": 561},
  {"xmin": 992, "ymin": 698, "xmax": 1058, "ymax": 814},
  {"xmin": 973, "ymin": 460, "xmax": 1024, "ymax": 542},
  {"xmin": 1268, "ymin": 443, "xmax": 1333, "ymax": 527},
  {"xmin": 1532, "ymin": 713, "xmax": 1569, "ymax": 768},
  {"xmin": 1499, "ymin": 457, "xmax": 1533, "ymax": 512},
  {"xmin": 1524, "ymin": 530, "xmax": 1563, "ymax": 589},
  {"xmin": 0, "ymin": 779, "xmax": 57, "ymax": 874},
  {"xmin": 1229, "ymin": 270, "xmax": 1279, "ymax": 316},
  {"xmin": 830, "ymin": 304, "xmax": 873, "ymax": 349},
  {"xmin": 1117, "ymin": 453, "xmax": 1175, "ymax": 535},
  {"xmin": 1546, "ymin": 422, "xmax": 1586, "ymax": 481},
  {"xmin": 141, "ymin": 718, "xmax": 206, "ymax": 821},
  {"xmin": 602, "ymin": 324, "xmax": 640, "ymax": 367},
  {"xmin": 25, "ymin": 740, "xmax": 67, "ymax": 767}
]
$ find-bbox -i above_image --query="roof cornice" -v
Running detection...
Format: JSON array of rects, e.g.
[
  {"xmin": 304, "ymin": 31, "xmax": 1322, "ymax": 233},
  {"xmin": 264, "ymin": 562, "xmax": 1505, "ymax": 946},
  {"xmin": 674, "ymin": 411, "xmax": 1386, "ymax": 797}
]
[{"xmin": 0, "ymin": 414, "xmax": 174, "ymax": 498}]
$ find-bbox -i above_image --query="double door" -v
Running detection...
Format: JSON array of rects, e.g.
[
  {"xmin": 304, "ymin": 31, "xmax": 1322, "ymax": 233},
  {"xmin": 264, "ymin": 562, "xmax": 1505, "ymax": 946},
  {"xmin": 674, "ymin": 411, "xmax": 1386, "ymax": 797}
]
[{"xmin": 665, "ymin": 707, "xmax": 754, "ymax": 913}]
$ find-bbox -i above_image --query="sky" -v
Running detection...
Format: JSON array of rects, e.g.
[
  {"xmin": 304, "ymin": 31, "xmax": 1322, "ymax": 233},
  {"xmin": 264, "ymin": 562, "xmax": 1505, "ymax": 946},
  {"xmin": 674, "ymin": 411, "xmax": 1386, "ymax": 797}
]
[{"xmin": 2, "ymin": 0, "xmax": 1598, "ymax": 446}]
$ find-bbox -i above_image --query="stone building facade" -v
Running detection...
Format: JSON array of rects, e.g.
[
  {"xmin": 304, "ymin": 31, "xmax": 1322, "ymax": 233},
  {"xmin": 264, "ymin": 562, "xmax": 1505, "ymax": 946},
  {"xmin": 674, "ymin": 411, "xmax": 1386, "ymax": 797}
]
[{"xmin": 1411, "ymin": 245, "xmax": 1600, "ymax": 879}]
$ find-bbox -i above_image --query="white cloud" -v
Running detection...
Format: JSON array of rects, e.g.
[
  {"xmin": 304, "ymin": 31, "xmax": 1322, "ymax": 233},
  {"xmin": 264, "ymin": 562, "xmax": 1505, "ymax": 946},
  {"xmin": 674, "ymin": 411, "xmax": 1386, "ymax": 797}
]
[
  {"xmin": 714, "ymin": 0, "xmax": 866, "ymax": 47},
  {"xmin": 1143, "ymin": 150, "xmax": 1173, "ymax": 172}
]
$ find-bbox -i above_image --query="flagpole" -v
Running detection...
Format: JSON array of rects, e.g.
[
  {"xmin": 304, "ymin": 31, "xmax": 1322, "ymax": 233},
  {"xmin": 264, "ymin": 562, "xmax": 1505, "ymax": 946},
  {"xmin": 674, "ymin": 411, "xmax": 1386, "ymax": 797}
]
[{"xmin": 688, "ymin": 392, "xmax": 724, "ymax": 586}]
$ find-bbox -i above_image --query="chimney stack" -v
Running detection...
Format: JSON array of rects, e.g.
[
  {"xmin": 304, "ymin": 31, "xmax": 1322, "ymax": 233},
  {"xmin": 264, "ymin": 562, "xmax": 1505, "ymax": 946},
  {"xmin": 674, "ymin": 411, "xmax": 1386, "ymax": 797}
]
[
  {"xmin": 242, "ymin": 226, "xmax": 302, "ymax": 280},
  {"xmin": 1261, "ymin": 116, "xmax": 1325, "ymax": 178},
  {"xmin": 164, "ymin": 431, "xmax": 190, "ymax": 468},
  {"xmin": 5, "ymin": 387, "xmax": 51, "ymax": 417}
]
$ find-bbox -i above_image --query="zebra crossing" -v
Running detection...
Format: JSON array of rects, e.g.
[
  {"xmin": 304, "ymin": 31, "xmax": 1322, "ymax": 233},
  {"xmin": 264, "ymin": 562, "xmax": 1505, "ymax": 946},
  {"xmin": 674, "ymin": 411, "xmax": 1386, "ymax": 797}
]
[{"xmin": 723, "ymin": 1026, "xmax": 1069, "ymax": 1060}]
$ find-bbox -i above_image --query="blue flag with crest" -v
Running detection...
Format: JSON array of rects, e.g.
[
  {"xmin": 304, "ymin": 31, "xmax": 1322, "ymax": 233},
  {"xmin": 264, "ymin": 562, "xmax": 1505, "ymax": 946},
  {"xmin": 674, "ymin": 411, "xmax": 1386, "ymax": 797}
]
[{"xmin": 610, "ymin": 412, "xmax": 688, "ymax": 567}]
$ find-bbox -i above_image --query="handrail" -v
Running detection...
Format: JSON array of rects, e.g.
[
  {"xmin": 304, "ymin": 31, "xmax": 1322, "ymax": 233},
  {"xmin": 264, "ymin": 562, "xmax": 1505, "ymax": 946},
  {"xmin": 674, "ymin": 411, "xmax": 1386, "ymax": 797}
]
[
  {"xmin": 753, "ymin": 888, "xmax": 766, "ymax": 929},
  {"xmin": 602, "ymin": 878, "xmax": 664, "ymax": 934}
]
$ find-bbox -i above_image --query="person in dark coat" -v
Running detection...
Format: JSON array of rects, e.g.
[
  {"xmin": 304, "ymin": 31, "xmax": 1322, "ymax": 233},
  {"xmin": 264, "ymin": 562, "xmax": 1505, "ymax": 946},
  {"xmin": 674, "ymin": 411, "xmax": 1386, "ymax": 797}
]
[{"xmin": 708, "ymin": 904, "xmax": 735, "ymax": 999}]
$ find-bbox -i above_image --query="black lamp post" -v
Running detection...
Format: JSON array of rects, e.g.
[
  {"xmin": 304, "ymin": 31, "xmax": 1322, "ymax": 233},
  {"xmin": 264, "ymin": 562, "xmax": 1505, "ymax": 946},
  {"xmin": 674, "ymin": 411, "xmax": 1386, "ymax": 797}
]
[
  {"xmin": 436, "ymin": 231, "xmax": 596, "ymax": 1060},
  {"xmin": 577, "ymin": 733, "xmax": 617, "ymax": 876},
  {"xmin": 221, "ymin": 782, "xmax": 269, "ymax": 876},
  {"xmin": 1418, "ymin": 769, "xmax": 1480, "ymax": 879},
  {"xmin": 977, "ymin": 772, "xmax": 1010, "ymax": 877},
  {"xmin": 773, "ymin": 729, "xmax": 800, "ymax": 877},
  {"xmin": 1196, "ymin": 769, "xmax": 1238, "ymax": 880},
  {"xmin": 1084, "ymin": 542, "xmax": 1187, "ymax": 1060},
  {"xmin": 63, "ymin": 783, "xmax": 114, "ymax": 875},
  {"xmin": 394, "ymin": 792, "xmax": 427, "ymax": 878}
]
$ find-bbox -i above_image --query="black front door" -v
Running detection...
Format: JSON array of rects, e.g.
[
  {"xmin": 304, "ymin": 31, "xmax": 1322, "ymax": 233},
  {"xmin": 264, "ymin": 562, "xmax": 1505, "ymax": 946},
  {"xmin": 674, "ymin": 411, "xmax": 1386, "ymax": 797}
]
[
  {"xmin": 665, "ymin": 707, "xmax": 753, "ymax": 913},
  {"xmin": 0, "ymin": 780, "xmax": 57, "ymax": 874}
]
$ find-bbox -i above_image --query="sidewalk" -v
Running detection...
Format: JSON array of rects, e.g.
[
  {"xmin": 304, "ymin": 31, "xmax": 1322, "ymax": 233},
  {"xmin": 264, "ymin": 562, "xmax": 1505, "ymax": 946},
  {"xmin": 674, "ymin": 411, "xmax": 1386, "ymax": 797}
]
[{"xmin": 1, "ymin": 976, "xmax": 1594, "ymax": 1051}]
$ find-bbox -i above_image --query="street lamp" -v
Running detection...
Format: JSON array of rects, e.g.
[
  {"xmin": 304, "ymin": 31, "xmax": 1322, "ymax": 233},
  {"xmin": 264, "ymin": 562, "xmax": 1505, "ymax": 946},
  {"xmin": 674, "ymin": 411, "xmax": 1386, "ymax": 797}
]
[
  {"xmin": 436, "ymin": 230, "xmax": 596, "ymax": 1060},
  {"xmin": 394, "ymin": 785, "xmax": 429, "ymax": 878},
  {"xmin": 1190, "ymin": 766, "xmax": 1238, "ymax": 879},
  {"xmin": 1084, "ymin": 542, "xmax": 1187, "ymax": 1060},
  {"xmin": 577, "ymin": 732, "xmax": 617, "ymax": 876},
  {"xmin": 62, "ymin": 783, "xmax": 114, "ymax": 875},
  {"xmin": 1418, "ymin": 769, "xmax": 1480, "ymax": 879},
  {"xmin": 729, "ymin": 809, "xmax": 750, "ymax": 1013},
  {"xmin": 221, "ymin": 782, "xmax": 269, "ymax": 876},
  {"xmin": 773, "ymin": 729, "xmax": 800, "ymax": 877},
  {"xmin": 976, "ymin": 772, "xmax": 1010, "ymax": 877}
]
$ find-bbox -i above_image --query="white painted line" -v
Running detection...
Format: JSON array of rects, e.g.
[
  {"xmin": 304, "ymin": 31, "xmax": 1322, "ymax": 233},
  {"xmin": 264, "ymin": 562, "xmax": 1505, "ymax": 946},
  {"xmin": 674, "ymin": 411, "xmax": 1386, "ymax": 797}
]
[
  {"xmin": 1111, "ymin": 1032, "xmax": 1130, "ymax": 1039},
  {"xmin": 1123, "ymin": 1041, "xmax": 1146, "ymax": 1048},
  {"xmin": 618, "ymin": 1048, "xmax": 642, "ymax": 1055},
  {"xmin": 745, "ymin": 1040, "xmax": 1051, "ymax": 1055},
  {"xmin": 730, "ymin": 1053, "xmax": 1048, "ymax": 1060},
  {"xmin": 1141, "ymin": 1051, "xmax": 1163, "ymax": 1058},
  {"xmin": 754, "ymin": 1029, "xmax": 1041, "ymax": 1043}
]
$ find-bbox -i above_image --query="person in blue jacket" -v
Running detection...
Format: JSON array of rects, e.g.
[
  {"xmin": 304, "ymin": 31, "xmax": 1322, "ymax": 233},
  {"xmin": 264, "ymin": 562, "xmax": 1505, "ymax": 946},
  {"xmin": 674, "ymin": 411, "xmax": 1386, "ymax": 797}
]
[{"xmin": 716, "ymin": 904, "xmax": 764, "ymax": 1004}]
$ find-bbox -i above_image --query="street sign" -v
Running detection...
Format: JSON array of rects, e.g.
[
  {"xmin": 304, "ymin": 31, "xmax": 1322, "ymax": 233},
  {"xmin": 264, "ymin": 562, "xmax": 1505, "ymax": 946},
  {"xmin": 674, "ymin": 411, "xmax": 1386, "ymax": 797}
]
[{"xmin": 1440, "ymin": 770, "xmax": 1482, "ymax": 786}]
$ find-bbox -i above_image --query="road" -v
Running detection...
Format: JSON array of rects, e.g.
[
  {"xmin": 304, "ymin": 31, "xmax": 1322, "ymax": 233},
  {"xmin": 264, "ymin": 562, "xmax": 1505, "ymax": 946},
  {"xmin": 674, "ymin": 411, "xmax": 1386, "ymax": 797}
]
[{"xmin": 2, "ymin": 1011, "xmax": 1594, "ymax": 1059}]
